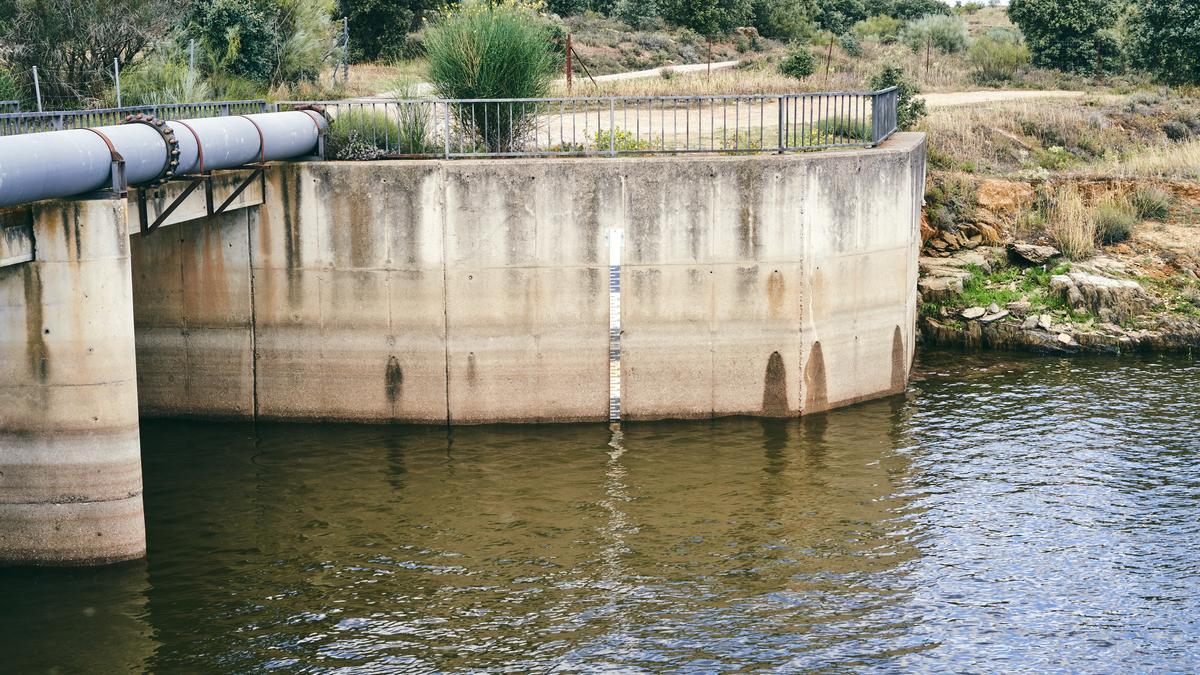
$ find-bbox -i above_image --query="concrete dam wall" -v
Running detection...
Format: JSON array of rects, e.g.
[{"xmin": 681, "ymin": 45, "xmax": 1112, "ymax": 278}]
[
  {"xmin": 0, "ymin": 132, "xmax": 925, "ymax": 563},
  {"xmin": 131, "ymin": 132, "xmax": 925, "ymax": 423}
]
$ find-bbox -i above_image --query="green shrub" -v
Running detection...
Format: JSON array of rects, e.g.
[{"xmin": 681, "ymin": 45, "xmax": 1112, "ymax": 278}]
[
  {"xmin": 868, "ymin": 64, "xmax": 926, "ymax": 130},
  {"xmin": 1162, "ymin": 120, "xmax": 1191, "ymax": 141},
  {"xmin": 957, "ymin": 1, "xmax": 984, "ymax": 14},
  {"xmin": 327, "ymin": 110, "xmax": 401, "ymax": 160},
  {"xmin": 614, "ymin": 0, "xmax": 661, "ymax": 29},
  {"xmin": 968, "ymin": 35, "xmax": 1031, "ymax": 84},
  {"xmin": 185, "ymin": 0, "xmax": 277, "ymax": 85},
  {"xmin": 1034, "ymin": 146, "xmax": 1075, "ymax": 170},
  {"xmin": 111, "ymin": 52, "xmax": 215, "ymax": 105},
  {"xmin": 1130, "ymin": 187, "xmax": 1173, "ymax": 221},
  {"xmin": 779, "ymin": 49, "xmax": 817, "ymax": 80},
  {"xmin": 816, "ymin": 116, "xmax": 871, "ymax": 141},
  {"xmin": 594, "ymin": 128, "xmax": 657, "ymax": 152},
  {"xmin": 839, "ymin": 32, "xmax": 863, "ymax": 57},
  {"xmin": 1093, "ymin": 197, "xmax": 1137, "ymax": 245},
  {"xmin": 854, "ymin": 14, "xmax": 902, "ymax": 43},
  {"xmin": 901, "ymin": 14, "xmax": 969, "ymax": 54},
  {"xmin": 424, "ymin": 0, "xmax": 558, "ymax": 153},
  {"xmin": 0, "ymin": 67, "xmax": 22, "ymax": 103}
]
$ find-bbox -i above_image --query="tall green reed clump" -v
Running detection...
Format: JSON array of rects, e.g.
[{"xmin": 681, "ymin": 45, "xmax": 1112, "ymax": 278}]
[{"xmin": 423, "ymin": 0, "xmax": 558, "ymax": 153}]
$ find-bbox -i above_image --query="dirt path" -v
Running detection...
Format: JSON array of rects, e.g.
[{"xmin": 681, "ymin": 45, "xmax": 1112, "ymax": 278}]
[{"xmin": 923, "ymin": 90, "xmax": 1085, "ymax": 108}]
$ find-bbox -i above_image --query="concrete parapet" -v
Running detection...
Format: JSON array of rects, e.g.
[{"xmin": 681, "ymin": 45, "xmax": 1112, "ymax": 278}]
[{"xmin": 0, "ymin": 199, "xmax": 145, "ymax": 564}]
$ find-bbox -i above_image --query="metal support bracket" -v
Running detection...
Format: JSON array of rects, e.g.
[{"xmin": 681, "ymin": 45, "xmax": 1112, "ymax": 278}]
[
  {"xmin": 208, "ymin": 164, "xmax": 265, "ymax": 217},
  {"xmin": 138, "ymin": 176, "xmax": 207, "ymax": 234}
]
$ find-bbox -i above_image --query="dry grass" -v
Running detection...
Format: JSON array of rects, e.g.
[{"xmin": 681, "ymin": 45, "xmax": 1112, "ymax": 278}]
[
  {"xmin": 1046, "ymin": 185, "xmax": 1097, "ymax": 260},
  {"xmin": 1083, "ymin": 140, "xmax": 1200, "ymax": 180}
]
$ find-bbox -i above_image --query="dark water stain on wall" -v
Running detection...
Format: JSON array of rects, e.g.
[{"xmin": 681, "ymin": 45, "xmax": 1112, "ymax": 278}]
[
  {"xmin": 385, "ymin": 356, "xmax": 403, "ymax": 410},
  {"xmin": 466, "ymin": 353, "xmax": 478, "ymax": 387},
  {"xmin": 22, "ymin": 265, "xmax": 47, "ymax": 381},
  {"xmin": 279, "ymin": 166, "xmax": 304, "ymax": 307},
  {"xmin": 761, "ymin": 351, "xmax": 789, "ymax": 416},
  {"xmin": 890, "ymin": 326, "xmax": 906, "ymax": 393},
  {"xmin": 803, "ymin": 342, "xmax": 827, "ymax": 414}
]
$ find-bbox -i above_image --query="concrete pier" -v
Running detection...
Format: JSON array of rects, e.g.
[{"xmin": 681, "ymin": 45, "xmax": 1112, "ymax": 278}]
[{"xmin": 0, "ymin": 200, "xmax": 145, "ymax": 564}]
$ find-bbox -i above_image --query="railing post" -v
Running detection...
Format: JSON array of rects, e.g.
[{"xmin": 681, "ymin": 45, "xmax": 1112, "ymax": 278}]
[
  {"xmin": 777, "ymin": 95, "xmax": 785, "ymax": 154},
  {"xmin": 219, "ymin": 103, "xmax": 230, "ymax": 116},
  {"xmin": 608, "ymin": 98, "xmax": 616, "ymax": 157},
  {"xmin": 443, "ymin": 101, "xmax": 451, "ymax": 160},
  {"xmin": 871, "ymin": 90, "xmax": 882, "ymax": 146}
]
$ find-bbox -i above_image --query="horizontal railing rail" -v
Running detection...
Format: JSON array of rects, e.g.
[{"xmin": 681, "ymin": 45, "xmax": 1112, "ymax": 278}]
[
  {"xmin": 281, "ymin": 89, "xmax": 900, "ymax": 160},
  {"xmin": 0, "ymin": 100, "xmax": 273, "ymax": 136}
]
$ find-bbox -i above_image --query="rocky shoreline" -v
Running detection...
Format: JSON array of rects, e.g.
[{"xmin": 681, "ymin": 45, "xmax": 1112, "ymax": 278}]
[{"xmin": 917, "ymin": 174, "xmax": 1200, "ymax": 355}]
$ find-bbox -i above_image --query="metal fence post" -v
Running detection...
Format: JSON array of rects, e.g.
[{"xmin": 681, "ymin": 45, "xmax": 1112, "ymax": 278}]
[
  {"xmin": 114, "ymin": 59, "xmax": 122, "ymax": 108},
  {"xmin": 443, "ymin": 101, "xmax": 451, "ymax": 159},
  {"xmin": 777, "ymin": 95, "xmax": 785, "ymax": 153},
  {"xmin": 870, "ymin": 90, "xmax": 881, "ymax": 146},
  {"xmin": 608, "ymin": 98, "xmax": 615, "ymax": 157},
  {"xmin": 31, "ymin": 67, "xmax": 42, "ymax": 113}
]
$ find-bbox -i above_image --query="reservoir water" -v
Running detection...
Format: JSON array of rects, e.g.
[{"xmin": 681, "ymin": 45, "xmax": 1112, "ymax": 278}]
[{"xmin": 3, "ymin": 351, "xmax": 1198, "ymax": 672}]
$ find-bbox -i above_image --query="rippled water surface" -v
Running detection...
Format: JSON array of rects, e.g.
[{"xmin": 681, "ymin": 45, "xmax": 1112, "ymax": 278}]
[{"xmin": 4, "ymin": 351, "xmax": 1200, "ymax": 672}]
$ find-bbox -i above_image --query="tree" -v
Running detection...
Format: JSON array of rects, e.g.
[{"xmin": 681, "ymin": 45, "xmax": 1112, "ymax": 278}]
[
  {"xmin": 339, "ymin": 0, "xmax": 438, "ymax": 62},
  {"xmin": 0, "ymin": 0, "xmax": 184, "ymax": 105},
  {"xmin": 1007, "ymin": 0, "xmax": 1119, "ymax": 74},
  {"xmin": 662, "ymin": 0, "xmax": 751, "ymax": 69},
  {"xmin": 750, "ymin": 0, "xmax": 817, "ymax": 41},
  {"xmin": 614, "ymin": 0, "xmax": 661, "ymax": 30},
  {"xmin": 1128, "ymin": 0, "xmax": 1200, "ymax": 86},
  {"xmin": 814, "ymin": 0, "xmax": 866, "ymax": 34},
  {"xmin": 184, "ymin": 0, "xmax": 335, "ymax": 87}
]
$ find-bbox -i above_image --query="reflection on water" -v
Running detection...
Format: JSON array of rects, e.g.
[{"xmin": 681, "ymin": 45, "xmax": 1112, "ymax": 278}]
[{"xmin": 2, "ymin": 351, "xmax": 1198, "ymax": 672}]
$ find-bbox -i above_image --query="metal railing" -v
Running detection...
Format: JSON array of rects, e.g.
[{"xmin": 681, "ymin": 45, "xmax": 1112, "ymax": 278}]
[
  {"xmin": 283, "ymin": 87, "xmax": 900, "ymax": 159},
  {"xmin": 0, "ymin": 100, "xmax": 272, "ymax": 136},
  {"xmin": 0, "ymin": 100, "xmax": 19, "ymax": 113}
]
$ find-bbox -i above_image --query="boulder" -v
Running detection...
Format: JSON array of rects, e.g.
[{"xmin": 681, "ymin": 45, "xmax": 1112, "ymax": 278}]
[
  {"xmin": 980, "ymin": 310, "xmax": 1010, "ymax": 323},
  {"xmin": 1009, "ymin": 242, "xmax": 1061, "ymax": 266},
  {"xmin": 1037, "ymin": 314, "xmax": 1053, "ymax": 331},
  {"xmin": 962, "ymin": 306, "xmax": 987, "ymax": 320},
  {"xmin": 1051, "ymin": 272, "xmax": 1152, "ymax": 323},
  {"xmin": 919, "ymin": 276, "xmax": 964, "ymax": 303},
  {"xmin": 1007, "ymin": 300, "xmax": 1033, "ymax": 317}
]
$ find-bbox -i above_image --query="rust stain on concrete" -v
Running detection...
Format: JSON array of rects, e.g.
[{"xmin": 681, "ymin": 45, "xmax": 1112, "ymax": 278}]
[
  {"xmin": 803, "ymin": 341, "xmax": 827, "ymax": 414},
  {"xmin": 766, "ymin": 269, "xmax": 785, "ymax": 318},
  {"xmin": 22, "ymin": 265, "xmax": 47, "ymax": 381}
]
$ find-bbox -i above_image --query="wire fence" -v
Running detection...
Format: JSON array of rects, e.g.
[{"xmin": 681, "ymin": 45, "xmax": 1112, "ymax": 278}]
[
  {"xmin": 0, "ymin": 100, "xmax": 272, "ymax": 136},
  {"xmin": 281, "ymin": 88, "xmax": 900, "ymax": 159}
]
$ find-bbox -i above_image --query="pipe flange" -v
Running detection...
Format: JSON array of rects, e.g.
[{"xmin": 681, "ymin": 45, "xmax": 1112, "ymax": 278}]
[{"xmin": 120, "ymin": 112, "xmax": 181, "ymax": 187}]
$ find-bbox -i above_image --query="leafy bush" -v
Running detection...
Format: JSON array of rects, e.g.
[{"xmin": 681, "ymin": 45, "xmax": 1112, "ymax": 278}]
[
  {"xmin": 1034, "ymin": 146, "xmax": 1075, "ymax": 170},
  {"xmin": 425, "ymin": 0, "xmax": 558, "ymax": 152},
  {"xmin": 854, "ymin": 14, "xmax": 902, "ymax": 43},
  {"xmin": 594, "ymin": 128, "xmax": 657, "ymax": 152},
  {"xmin": 1092, "ymin": 196, "xmax": 1137, "ymax": 245},
  {"xmin": 901, "ymin": 14, "xmax": 968, "ymax": 54},
  {"xmin": 327, "ymin": 110, "xmax": 401, "ymax": 160},
  {"xmin": 839, "ymin": 32, "xmax": 863, "ymax": 57},
  {"xmin": 889, "ymin": 0, "xmax": 951, "ymax": 20},
  {"xmin": 1128, "ymin": 0, "xmax": 1200, "ymax": 86},
  {"xmin": 957, "ymin": 1, "xmax": 984, "ymax": 14},
  {"xmin": 868, "ymin": 64, "xmax": 926, "ymax": 130},
  {"xmin": 1130, "ymin": 187, "xmax": 1173, "ymax": 221},
  {"xmin": 340, "ymin": 0, "xmax": 431, "ymax": 62},
  {"xmin": 779, "ymin": 49, "xmax": 817, "ymax": 80},
  {"xmin": 185, "ymin": 0, "xmax": 277, "ymax": 85},
  {"xmin": 968, "ymin": 35, "xmax": 1031, "ymax": 84},
  {"xmin": 1008, "ymin": 0, "xmax": 1120, "ymax": 74}
]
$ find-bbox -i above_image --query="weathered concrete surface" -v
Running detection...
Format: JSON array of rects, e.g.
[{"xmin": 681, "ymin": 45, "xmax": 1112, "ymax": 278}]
[
  {"xmin": 0, "ymin": 199, "xmax": 145, "ymax": 564},
  {"xmin": 130, "ymin": 133, "xmax": 924, "ymax": 424}
]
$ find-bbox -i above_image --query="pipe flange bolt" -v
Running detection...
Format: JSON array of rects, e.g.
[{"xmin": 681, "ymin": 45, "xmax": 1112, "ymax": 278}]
[{"xmin": 120, "ymin": 113, "xmax": 181, "ymax": 187}]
